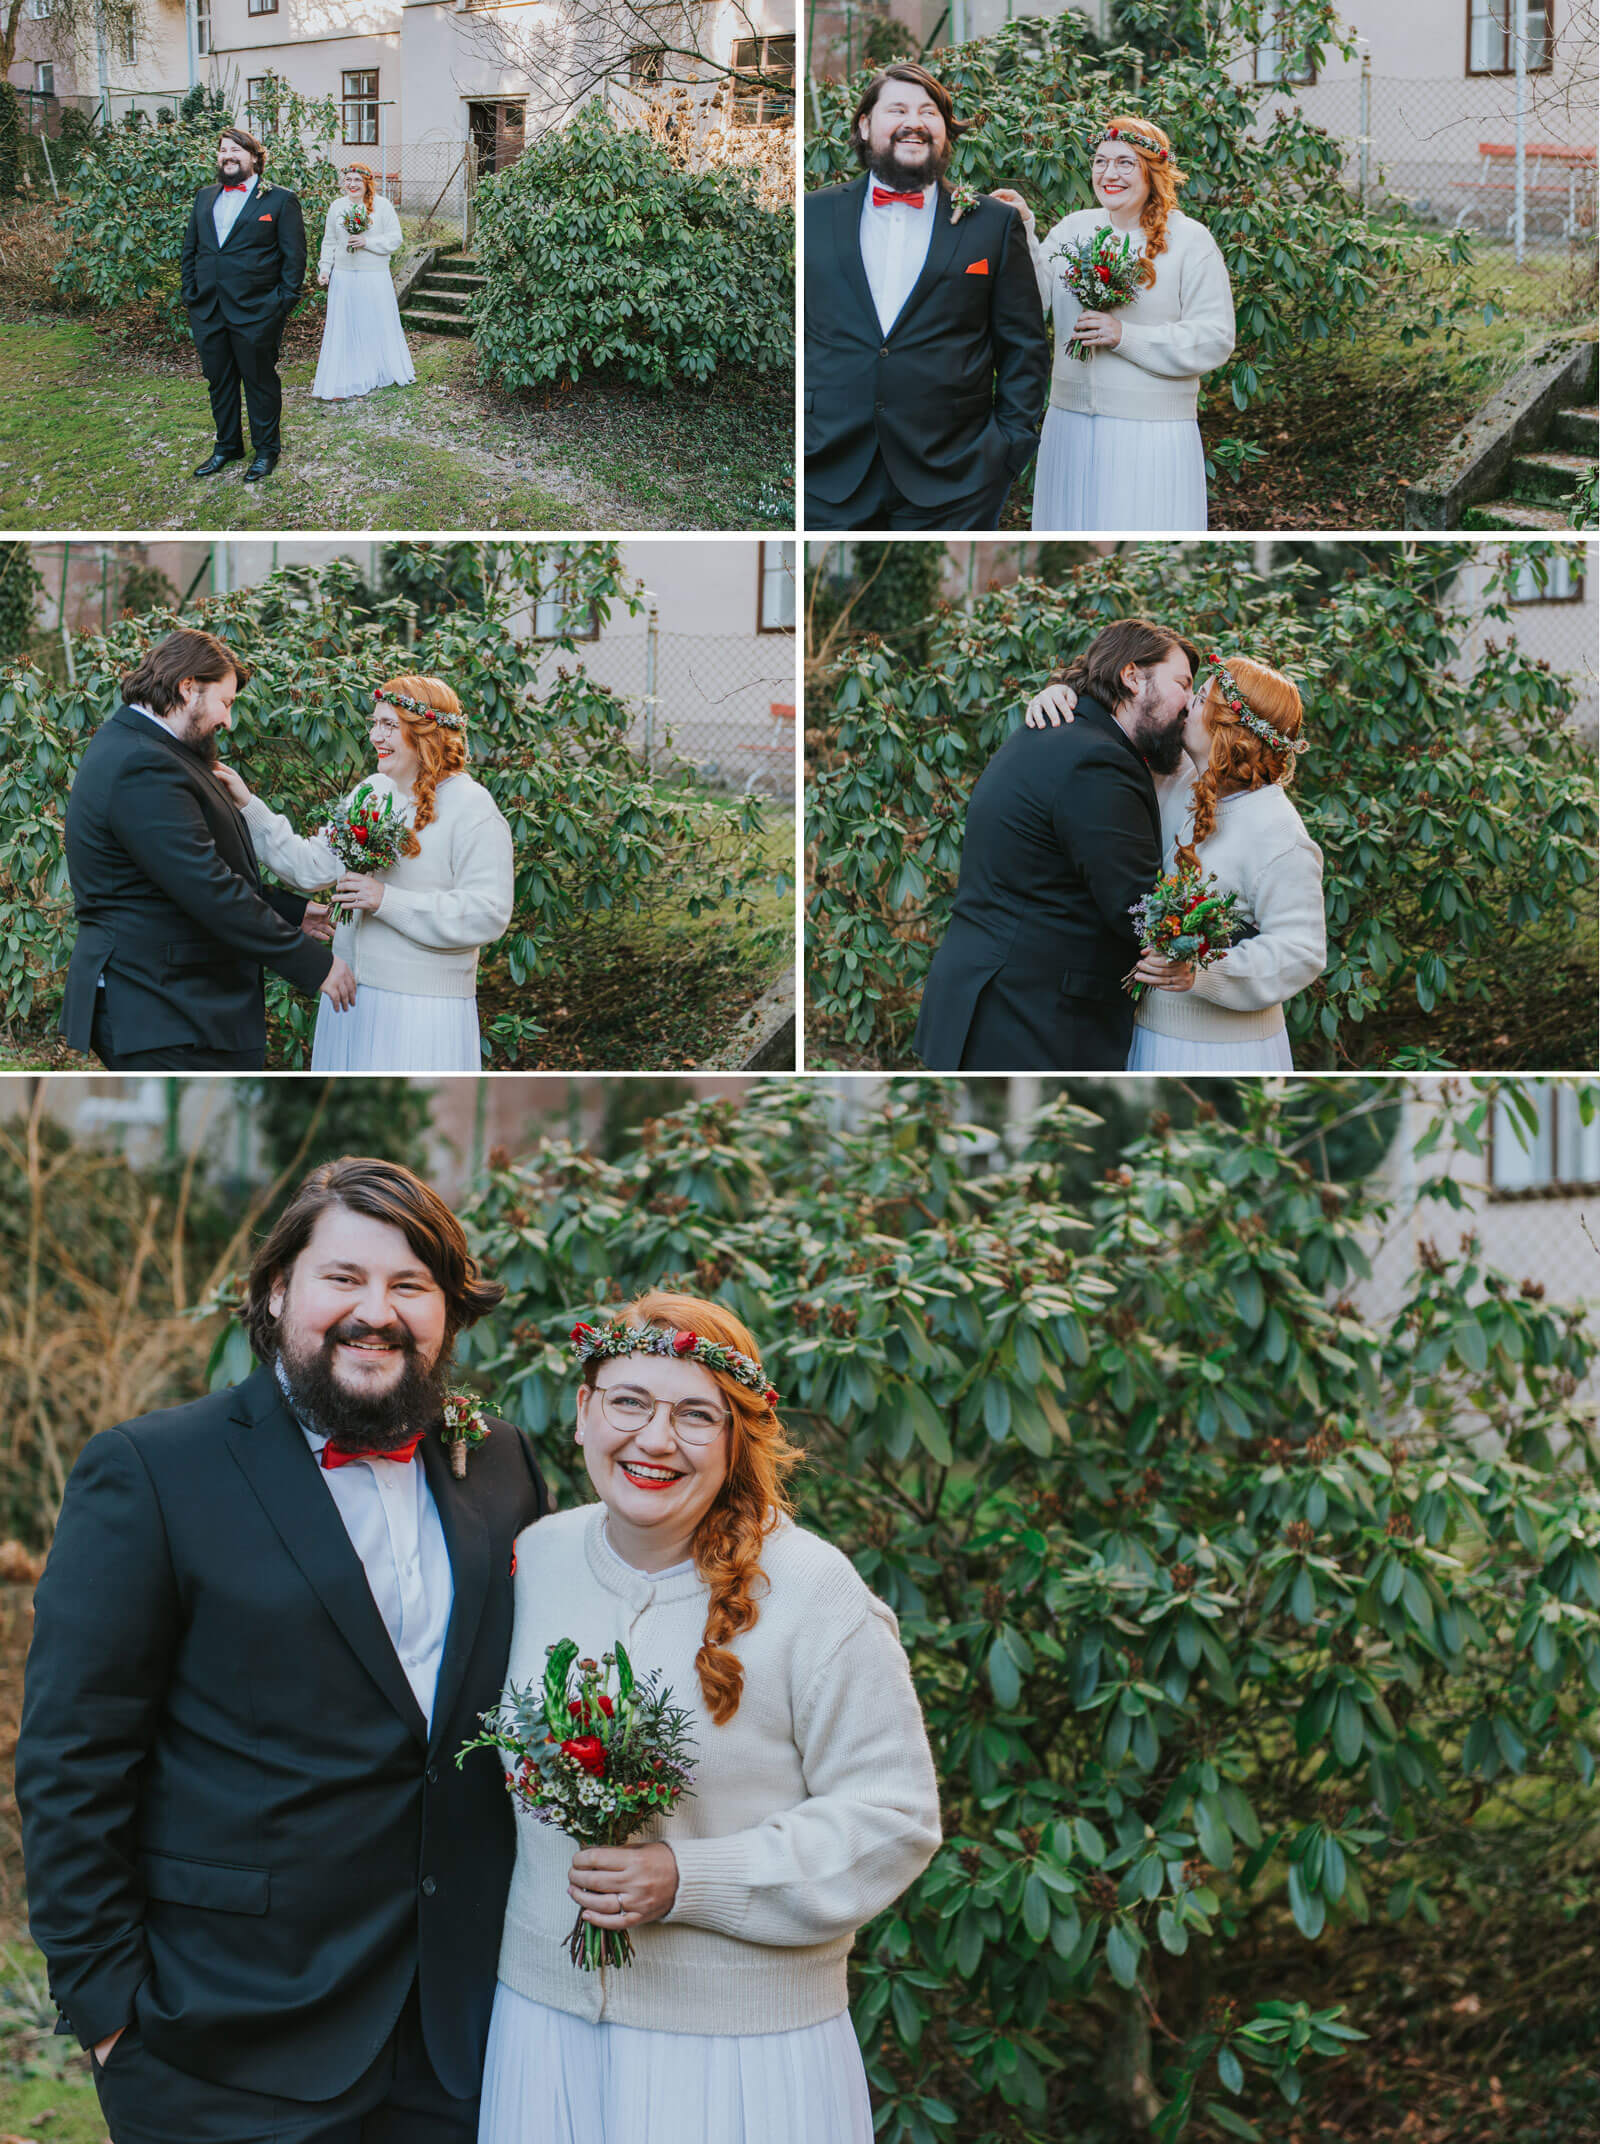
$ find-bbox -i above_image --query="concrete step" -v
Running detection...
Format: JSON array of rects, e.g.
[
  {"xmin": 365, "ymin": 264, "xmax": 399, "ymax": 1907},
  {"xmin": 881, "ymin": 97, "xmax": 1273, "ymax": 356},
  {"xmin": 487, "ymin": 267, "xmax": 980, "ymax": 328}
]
[
  {"xmin": 413, "ymin": 285, "xmax": 472, "ymax": 314},
  {"xmin": 1551, "ymin": 404, "xmax": 1598, "ymax": 454},
  {"xmin": 1461, "ymin": 498, "xmax": 1575, "ymax": 530},
  {"xmin": 1507, "ymin": 447, "xmax": 1595, "ymax": 505},
  {"xmin": 425, "ymin": 272, "xmax": 485, "ymax": 294},
  {"xmin": 399, "ymin": 305, "xmax": 471, "ymax": 338},
  {"xmin": 436, "ymin": 254, "xmax": 480, "ymax": 275}
]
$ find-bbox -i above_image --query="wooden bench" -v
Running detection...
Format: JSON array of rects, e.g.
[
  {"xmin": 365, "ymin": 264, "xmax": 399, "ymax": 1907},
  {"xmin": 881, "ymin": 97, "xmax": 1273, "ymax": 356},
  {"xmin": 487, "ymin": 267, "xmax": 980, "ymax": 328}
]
[{"xmin": 1457, "ymin": 141, "xmax": 1597, "ymax": 240}]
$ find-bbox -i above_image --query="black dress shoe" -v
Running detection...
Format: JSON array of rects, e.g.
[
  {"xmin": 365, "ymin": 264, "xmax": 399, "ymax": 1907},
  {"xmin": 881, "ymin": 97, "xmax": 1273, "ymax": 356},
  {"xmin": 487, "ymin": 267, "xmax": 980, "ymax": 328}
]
[
  {"xmin": 242, "ymin": 451, "xmax": 279, "ymax": 484},
  {"xmin": 193, "ymin": 449, "xmax": 244, "ymax": 477}
]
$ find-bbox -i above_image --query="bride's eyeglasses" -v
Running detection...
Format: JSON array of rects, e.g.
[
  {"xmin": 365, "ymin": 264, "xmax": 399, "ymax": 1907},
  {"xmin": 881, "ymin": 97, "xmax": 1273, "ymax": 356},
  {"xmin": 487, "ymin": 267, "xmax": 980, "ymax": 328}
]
[{"xmin": 596, "ymin": 1384, "xmax": 730, "ymax": 1446}]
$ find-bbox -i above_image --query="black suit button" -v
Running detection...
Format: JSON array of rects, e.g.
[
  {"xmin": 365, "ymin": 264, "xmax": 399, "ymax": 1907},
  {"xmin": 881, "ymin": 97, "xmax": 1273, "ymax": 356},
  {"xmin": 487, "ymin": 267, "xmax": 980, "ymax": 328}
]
[
  {"xmin": 426, "ymin": 1765, "xmax": 439, "ymax": 1785},
  {"xmin": 875, "ymin": 400, "xmax": 884, "ymax": 411},
  {"xmin": 880, "ymin": 344, "xmax": 889, "ymax": 356},
  {"xmin": 421, "ymin": 1876, "xmax": 437, "ymax": 1897}
]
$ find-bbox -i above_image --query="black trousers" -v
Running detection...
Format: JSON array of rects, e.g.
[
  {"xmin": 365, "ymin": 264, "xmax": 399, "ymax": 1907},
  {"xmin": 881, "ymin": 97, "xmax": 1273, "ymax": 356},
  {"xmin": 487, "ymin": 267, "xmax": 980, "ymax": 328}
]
[
  {"xmin": 189, "ymin": 308, "xmax": 285, "ymax": 456},
  {"xmin": 90, "ymin": 1001, "xmax": 263, "ymax": 1072},
  {"xmin": 805, "ymin": 448, "xmax": 1014, "ymax": 532},
  {"xmin": 91, "ymin": 1984, "xmax": 476, "ymax": 2144}
]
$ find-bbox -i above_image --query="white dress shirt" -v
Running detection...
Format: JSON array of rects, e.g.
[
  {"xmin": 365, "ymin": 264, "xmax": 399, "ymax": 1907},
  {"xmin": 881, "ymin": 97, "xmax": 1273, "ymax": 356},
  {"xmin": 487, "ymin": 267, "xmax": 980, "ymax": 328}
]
[
  {"xmin": 213, "ymin": 171, "xmax": 258, "ymax": 247},
  {"xmin": 858, "ymin": 178, "xmax": 936, "ymax": 336},
  {"xmin": 299, "ymin": 1420, "xmax": 455, "ymax": 1728}
]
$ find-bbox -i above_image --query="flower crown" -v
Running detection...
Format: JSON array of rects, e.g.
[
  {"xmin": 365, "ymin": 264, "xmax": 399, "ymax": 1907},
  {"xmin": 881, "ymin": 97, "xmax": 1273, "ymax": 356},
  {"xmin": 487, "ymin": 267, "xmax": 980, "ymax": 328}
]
[
  {"xmin": 1090, "ymin": 121, "xmax": 1170, "ymax": 164},
  {"xmin": 375, "ymin": 686, "xmax": 467, "ymax": 731},
  {"xmin": 570, "ymin": 1319, "xmax": 779, "ymax": 1411},
  {"xmin": 1204, "ymin": 654, "xmax": 1309, "ymax": 758}
]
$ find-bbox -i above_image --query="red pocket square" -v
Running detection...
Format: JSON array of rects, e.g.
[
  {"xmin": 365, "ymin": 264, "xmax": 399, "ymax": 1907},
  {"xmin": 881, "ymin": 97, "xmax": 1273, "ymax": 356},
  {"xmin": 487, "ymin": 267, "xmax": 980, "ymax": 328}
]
[
  {"xmin": 965, "ymin": 259, "xmax": 990, "ymax": 275},
  {"xmin": 258, "ymin": 213, "xmax": 274, "ymax": 222}
]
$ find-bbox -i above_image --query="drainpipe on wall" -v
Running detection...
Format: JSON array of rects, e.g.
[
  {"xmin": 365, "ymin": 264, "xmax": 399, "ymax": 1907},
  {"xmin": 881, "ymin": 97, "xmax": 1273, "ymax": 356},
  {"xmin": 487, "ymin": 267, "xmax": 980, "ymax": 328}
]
[
  {"xmin": 642, "ymin": 591, "xmax": 660, "ymax": 771},
  {"xmin": 1513, "ymin": 10, "xmax": 1527, "ymax": 267},
  {"xmin": 184, "ymin": 0, "xmax": 198, "ymax": 89}
]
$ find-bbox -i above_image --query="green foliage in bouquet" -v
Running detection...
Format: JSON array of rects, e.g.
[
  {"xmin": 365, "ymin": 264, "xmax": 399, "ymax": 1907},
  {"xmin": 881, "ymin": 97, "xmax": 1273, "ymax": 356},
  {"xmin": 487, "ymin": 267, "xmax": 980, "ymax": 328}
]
[
  {"xmin": 470, "ymin": 104, "xmax": 791, "ymax": 390},
  {"xmin": 0, "ymin": 543, "xmax": 779, "ymax": 1064},
  {"xmin": 806, "ymin": 0, "xmax": 1482, "ymax": 417},
  {"xmin": 52, "ymin": 74, "xmax": 339, "ymax": 341},
  {"xmin": 806, "ymin": 540, "xmax": 1595, "ymax": 1068},
  {"xmin": 454, "ymin": 1075, "xmax": 1600, "ymax": 2143}
]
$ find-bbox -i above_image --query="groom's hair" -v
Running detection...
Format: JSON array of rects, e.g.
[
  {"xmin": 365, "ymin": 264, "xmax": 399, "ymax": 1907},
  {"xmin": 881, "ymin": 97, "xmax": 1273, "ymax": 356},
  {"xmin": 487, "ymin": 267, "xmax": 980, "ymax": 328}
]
[
  {"xmin": 219, "ymin": 126, "xmax": 266, "ymax": 175},
  {"xmin": 243, "ymin": 1157, "xmax": 505, "ymax": 1362},
  {"xmin": 851, "ymin": 64, "xmax": 971, "ymax": 162},
  {"xmin": 1067, "ymin": 619, "xmax": 1199, "ymax": 711},
  {"xmin": 121, "ymin": 629, "xmax": 252, "ymax": 718}
]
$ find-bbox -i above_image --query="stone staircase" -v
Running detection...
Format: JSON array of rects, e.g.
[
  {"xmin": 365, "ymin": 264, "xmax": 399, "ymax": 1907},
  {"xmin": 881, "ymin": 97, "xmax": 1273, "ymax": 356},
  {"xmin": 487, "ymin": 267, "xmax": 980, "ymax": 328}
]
[
  {"xmin": 399, "ymin": 246, "xmax": 482, "ymax": 340},
  {"xmin": 1462, "ymin": 345, "xmax": 1598, "ymax": 529}
]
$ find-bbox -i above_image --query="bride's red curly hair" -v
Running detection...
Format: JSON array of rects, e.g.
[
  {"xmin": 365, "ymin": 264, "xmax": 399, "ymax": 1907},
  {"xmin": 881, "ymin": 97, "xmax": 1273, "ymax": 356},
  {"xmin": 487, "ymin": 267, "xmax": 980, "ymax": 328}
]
[
  {"xmin": 582, "ymin": 1288, "xmax": 802, "ymax": 1725},
  {"xmin": 1176, "ymin": 656, "xmax": 1305, "ymax": 869},
  {"xmin": 376, "ymin": 674, "xmax": 467, "ymax": 857},
  {"xmin": 1099, "ymin": 114, "xmax": 1184, "ymax": 288},
  {"xmin": 344, "ymin": 162, "xmax": 378, "ymax": 214}
]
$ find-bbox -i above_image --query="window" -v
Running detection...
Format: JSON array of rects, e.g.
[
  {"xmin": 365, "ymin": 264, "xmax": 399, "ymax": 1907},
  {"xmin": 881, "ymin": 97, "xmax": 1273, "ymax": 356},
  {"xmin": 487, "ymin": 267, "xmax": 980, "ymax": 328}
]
[
  {"xmin": 1491, "ymin": 1088, "xmax": 1600, "ymax": 1194},
  {"xmin": 758, "ymin": 542, "xmax": 795, "ymax": 633},
  {"xmin": 246, "ymin": 0, "xmax": 279, "ymax": 13},
  {"xmin": 630, "ymin": 46, "xmax": 665, "ymax": 90},
  {"xmin": 195, "ymin": 0, "xmax": 211, "ymax": 55},
  {"xmin": 24, "ymin": 0, "xmax": 52, "ymax": 18},
  {"xmin": 729, "ymin": 34, "xmax": 795, "ymax": 125},
  {"xmin": 1508, "ymin": 553, "xmax": 1584, "ymax": 604},
  {"xmin": 246, "ymin": 77, "xmax": 271, "ymax": 127},
  {"xmin": 1468, "ymin": 0, "xmax": 1553, "ymax": 74},
  {"xmin": 1253, "ymin": 2, "xmax": 1316, "ymax": 83},
  {"xmin": 35, "ymin": 62, "xmax": 55, "ymax": 95},
  {"xmin": 117, "ymin": 20, "xmax": 136, "ymax": 64},
  {"xmin": 342, "ymin": 69, "xmax": 379, "ymax": 147},
  {"xmin": 534, "ymin": 551, "xmax": 599, "ymax": 642}
]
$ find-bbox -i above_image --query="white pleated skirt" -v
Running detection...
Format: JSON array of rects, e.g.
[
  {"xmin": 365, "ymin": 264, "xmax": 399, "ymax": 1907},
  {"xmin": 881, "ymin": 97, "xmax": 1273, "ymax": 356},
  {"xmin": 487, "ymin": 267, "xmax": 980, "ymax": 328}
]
[
  {"xmin": 1031, "ymin": 405, "xmax": 1209, "ymax": 533},
  {"xmin": 312, "ymin": 267, "xmax": 417, "ymax": 399},
  {"xmin": 478, "ymin": 1983, "xmax": 874, "ymax": 2144},
  {"xmin": 1126, "ymin": 1019, "xmax": 1294, "ymax": 1073},
  {"xmin": 310, "ymin": 983, "xmax": 482, "ymax": 1071}
]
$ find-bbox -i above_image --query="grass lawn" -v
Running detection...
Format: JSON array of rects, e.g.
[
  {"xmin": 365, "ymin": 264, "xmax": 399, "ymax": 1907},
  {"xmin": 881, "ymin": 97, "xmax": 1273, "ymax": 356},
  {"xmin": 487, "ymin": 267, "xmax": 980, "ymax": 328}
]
[
  {"xmin": 0, "ymin": 1942, "xmax": 104, "ymax": 2144},
  {"xmin": 0, "ymin": 311, "xmax": 793, "ymax": 533}
]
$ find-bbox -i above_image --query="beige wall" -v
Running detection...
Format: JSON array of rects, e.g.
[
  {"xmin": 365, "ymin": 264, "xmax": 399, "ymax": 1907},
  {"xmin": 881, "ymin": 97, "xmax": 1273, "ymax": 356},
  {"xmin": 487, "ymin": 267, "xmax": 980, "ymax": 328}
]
[{"xmin": 10, "ymin": 0, "xmax": 191, "ymax": 107}]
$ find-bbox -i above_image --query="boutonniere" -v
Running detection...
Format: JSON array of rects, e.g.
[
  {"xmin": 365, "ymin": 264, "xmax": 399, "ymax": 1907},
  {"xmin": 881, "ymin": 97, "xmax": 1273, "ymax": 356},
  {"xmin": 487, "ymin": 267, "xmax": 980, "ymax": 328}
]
[
  {"xmin": 442, "ymin": 1391, "xmax": 491, "ymax": 1478},
  {"xmin": 948, "ymin": 180, "xmax": 980, "ymax": 225}
]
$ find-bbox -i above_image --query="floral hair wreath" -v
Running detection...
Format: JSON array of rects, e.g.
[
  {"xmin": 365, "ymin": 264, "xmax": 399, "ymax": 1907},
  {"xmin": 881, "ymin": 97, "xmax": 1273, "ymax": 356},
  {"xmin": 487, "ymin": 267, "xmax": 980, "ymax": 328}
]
[
  {"xmin": 1089, "ymin": 120, "xmax": 1170, "ymax": 164},
  {"xmin": 571, "ymin": 1319, "xmax": 779, "ymax": 1411},
  {"xmin": 374, "ymin": 686, "xmax": 467, "ymax": 731},
  {"xmin": 1204, "ymin": 653, "xmax": 1309, "ymax": 759}
]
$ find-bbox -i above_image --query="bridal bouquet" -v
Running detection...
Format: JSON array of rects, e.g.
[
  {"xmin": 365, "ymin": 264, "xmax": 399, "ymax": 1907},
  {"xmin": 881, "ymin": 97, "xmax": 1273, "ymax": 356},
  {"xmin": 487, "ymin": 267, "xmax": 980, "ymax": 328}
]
[
  {"xmin": 320, "ymin": 783, "xmax": 406, "ymax": 924},
  {"xmin": 459, "ymin": 1640, "xmax": 697, "ymax": 1971},
  {"xmin": 341, "ymin": 200, "xmax": 371, "ymax": 248},
  {"xmin": 1055, "ymin": 224, "xmax": 1144, "ymax": 360},
  {"xmin": 1126, "ymin": 868, "xmax": 1243, "ymax": 999}
]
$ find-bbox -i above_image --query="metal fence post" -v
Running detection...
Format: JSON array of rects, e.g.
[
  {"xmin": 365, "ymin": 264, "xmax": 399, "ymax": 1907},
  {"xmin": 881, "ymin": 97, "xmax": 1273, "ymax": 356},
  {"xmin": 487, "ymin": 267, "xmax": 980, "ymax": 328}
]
[
  {"xmin": 1513, "ymin": 7, "xmax": 1527, "ymax": 266},
  {"xmin": 1358, "ymin": 47, "xmax": 1371, "ymax": 212},
  {"xmin": 643, "ymin": 593, "xmax": 660, "ymax": 771}
]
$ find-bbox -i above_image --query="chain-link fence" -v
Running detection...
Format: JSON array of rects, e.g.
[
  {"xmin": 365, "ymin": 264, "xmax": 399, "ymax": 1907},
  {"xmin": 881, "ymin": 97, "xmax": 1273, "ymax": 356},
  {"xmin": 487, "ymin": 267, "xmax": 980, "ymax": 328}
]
[
  {"xmin": 536, "ymin": 627, "xmax": 797, "ymax": 802},
  {"xmin": 1459, "ymin": 551, "xmax": 1599, "ymax": 733},
  {"xmin": 363, "ymin": 144, "xmax": 474, "ymax": 244}
]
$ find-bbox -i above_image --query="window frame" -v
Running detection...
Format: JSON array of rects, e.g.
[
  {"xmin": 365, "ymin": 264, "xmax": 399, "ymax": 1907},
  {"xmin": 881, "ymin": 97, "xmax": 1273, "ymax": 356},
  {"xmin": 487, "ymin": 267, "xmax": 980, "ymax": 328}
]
[
  {"xmin": 757, "ymin": 541, "xmax": 796, "ymax": 634},
  {"xmin": 1488, "ymin": 1088, "xmax": 1600, "ymax": 1200},
  {"xmin": 1253, "ymin": 1, "xmax": 1318, "ymax": 84},
  {"xmin": 245, "ymin": 0, "xmax": 279, "ymax": 15},
  {"xmin": 1506, "ymin": 552, "xmax": 1585, "ymax": 605},
  {"xmin": 729, "ymin": 33, "xmax": 796, "ymax": 126},
  {"xmin": 341, "ymin": 67, "xmax": 379, "ymax": 148},
  {"xmin": 533, "ymin": 551, "xmax": 600, "ymax": 643},
  {"xmin": 1466, "ymin": 0, "xmax": 1555, "ymax": 77}
]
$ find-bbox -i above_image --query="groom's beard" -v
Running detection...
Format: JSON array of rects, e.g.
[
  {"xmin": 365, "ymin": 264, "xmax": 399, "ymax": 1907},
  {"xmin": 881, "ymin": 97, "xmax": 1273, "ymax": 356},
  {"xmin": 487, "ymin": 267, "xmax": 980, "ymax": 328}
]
[
  {"xmin": 275, "ymin": 1320, "xmax": 448, "ymax": 1452},
  {"xmin": 1125, "ymin": 683, "xmax": 1188, "ymax": 777},
  {"xmin": 215, "ymin": 159, "xmax": 250, "ymax": 187},
  {"xmin": 167, "ymin": 707, "xmax": 222, "ymax": 768},
  {"xmin": 868, "ymin": 130, "xmax": 950, "ymax": 191}
]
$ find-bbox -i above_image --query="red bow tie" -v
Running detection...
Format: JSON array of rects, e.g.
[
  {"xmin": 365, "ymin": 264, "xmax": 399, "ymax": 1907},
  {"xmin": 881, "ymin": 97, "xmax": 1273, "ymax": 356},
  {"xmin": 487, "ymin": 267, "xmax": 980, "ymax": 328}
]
[
  {"xmin": 321, "ymin": 1432, "xmax": 425, "ymax": 1470},
  {"xmin": 872, "ymin": 186, "xmax": 926, "ymax": 208},
  {"xmin": 221, "ymin": 181, "xmax": 247, "ymax": 192}
]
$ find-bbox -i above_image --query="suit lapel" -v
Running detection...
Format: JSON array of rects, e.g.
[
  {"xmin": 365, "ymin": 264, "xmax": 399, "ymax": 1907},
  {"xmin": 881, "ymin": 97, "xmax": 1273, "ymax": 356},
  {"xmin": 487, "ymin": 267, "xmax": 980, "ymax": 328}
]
[
  {"xmin": 219, "ymin": 181, "xmax": 267, "ymax": 252},
  {"xmin": 834, "ymin": 175, "xmax": 879, "ymax": 339},
  {"xmin": 1081, "ymin": 696, "xmax": 1160, "ymax": 841},
  {"xmin": 889, "ymin": 182, "xmax": 962, "ymax": 336},
  {"xmin": 112, "ymin": 703, "xmax": 259, "ymax": 883},
  {"xmin": 224, "ymin": 1368, "xmax": 430, "ymax": 1748},
  {"xmin": 420, "ymin": 1431, "xmax": 491, "ymax": 1755}
]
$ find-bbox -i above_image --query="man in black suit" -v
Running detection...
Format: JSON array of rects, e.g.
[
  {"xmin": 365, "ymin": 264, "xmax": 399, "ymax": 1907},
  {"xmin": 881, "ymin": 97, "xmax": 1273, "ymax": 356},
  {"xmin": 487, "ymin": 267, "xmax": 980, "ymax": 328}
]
[
  {"xmin": 59, "ymin": 626, "xmax": 355, "ymax": 1071},
  {"xmin": 914, "ymin": 618, "xmax": 1199, "ymax": 1071},
  {"xmin": 181, "ymin": 126, "xmax": 306, "ymax": 483},
  {"xmin": 804, "ymin": 62, "xmax": 1048, "ymax": 531},
  {"xmin": 18, "ymin": 1156, "xmax": 549, "ymax": 2144}
]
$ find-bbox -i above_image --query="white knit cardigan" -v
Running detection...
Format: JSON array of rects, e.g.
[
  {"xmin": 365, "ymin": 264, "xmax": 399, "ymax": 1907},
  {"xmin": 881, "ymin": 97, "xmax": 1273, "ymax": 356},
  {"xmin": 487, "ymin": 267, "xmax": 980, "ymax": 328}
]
[
  {"xmin": 241, "ymin": 769, "xmax": 514, "ymax": 999},
  {"xmin": 317, "ymin": 192, "xmax": 404, "ymax": 280},
  {"xmin": 493, "ymin": 1504, "xmax": 943, "ymax": 2035},
  {"xmin": 1136, "ymin": 759, "xmax": 1327, "ymax": 1043},
  {"xmin": 1023, "ymin": 205, "xmax": 1236, "ymax": 421}
]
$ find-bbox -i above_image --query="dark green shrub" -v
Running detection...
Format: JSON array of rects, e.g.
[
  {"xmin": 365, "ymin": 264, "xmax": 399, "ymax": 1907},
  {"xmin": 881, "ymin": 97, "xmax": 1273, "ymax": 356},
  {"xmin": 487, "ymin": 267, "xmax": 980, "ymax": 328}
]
[
  {"xmin": 470, "ymin": 103, "xmax": 791, "ymax": 390},
  {"xmin": 0, "ymin": 81, "xmax": 21, "ymax": 201},
  {"xmin": 806, "ymin": 541, "xmax": 1595, "ymax": 1069}
]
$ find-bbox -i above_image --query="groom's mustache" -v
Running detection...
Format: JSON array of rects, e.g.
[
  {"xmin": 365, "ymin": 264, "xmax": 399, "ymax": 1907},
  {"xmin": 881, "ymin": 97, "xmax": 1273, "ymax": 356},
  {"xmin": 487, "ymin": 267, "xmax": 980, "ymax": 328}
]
[{"xmin": 326, "ymin": 1317, "xmax": 419, "ymax": 1359}]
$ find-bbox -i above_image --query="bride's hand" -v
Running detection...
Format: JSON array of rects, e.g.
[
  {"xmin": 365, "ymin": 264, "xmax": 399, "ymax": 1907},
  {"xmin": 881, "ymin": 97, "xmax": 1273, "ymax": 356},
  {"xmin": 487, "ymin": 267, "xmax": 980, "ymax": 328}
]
[
  {"xmin": 335, "ymin": 872, "xmax": 385, "ymax": 914},
  {"xmin": 1134, "ymin": 953, "xmax": 1196, "ymax": 992},
  {"xmin": 318, "ymin": 272, "xmax": 330, "ymax": 288},
  {"xmin": 212, "ymin": 763, "xmax": 251, "ymax": 807},
  {"xmin": 988, "ymin": 187, "xmax": 1034, "ymax": 226},
  {"xmin": 568, "ymin": 1842, "xmax": 679, "ymax": 1929},
  {"xmin": 1073, "ymin": 308, "xmax": 1123, "ymax": 350},
  {"xmin": 1024, "ymin": 681, "xmax": 1078, "ymax": 728}
]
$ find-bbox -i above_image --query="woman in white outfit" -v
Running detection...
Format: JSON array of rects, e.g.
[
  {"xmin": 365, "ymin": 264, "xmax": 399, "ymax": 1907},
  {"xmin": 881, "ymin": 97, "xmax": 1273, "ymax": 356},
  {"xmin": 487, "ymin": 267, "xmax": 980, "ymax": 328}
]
[
  {"xmin": 992, "ymin": 117, "xmax": 1235, "ymax": 533},
  {"xmin": 479, "ymin": 1289, "xmax": 942, "ymax": 2144},
  {"xmin": 1027, "ymin": 653, "xmax": 1325, "ymax": 1071},
  {"xmin": 312, "ymin": 162, "xmax": 416, "ymax": 401},
  {"xmin": 213, "ymin": 674, "xmax": 514, "ymax": 1071}
]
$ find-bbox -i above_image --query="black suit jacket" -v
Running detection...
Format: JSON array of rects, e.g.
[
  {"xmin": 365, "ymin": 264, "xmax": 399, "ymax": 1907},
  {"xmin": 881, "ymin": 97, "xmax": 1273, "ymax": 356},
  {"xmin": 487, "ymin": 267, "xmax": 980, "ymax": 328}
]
[
  {"xmin": 181, "ymin": 180, "xmax": 306, "ymax": 336},
  {"xmin": 59, "ymin": 704, "xmax": 334, "ymax": 1057},
  {"xmin": 804, "ymin": 176, "xmax": 1049, "ymax": 508},
  {"xmin": 913, "ymin": 696, "xmax": 1162, "ymax": 1071},
  {"xmin": 17, "ymin": 1366, "xmax": 549, "ymax": 2103}
]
